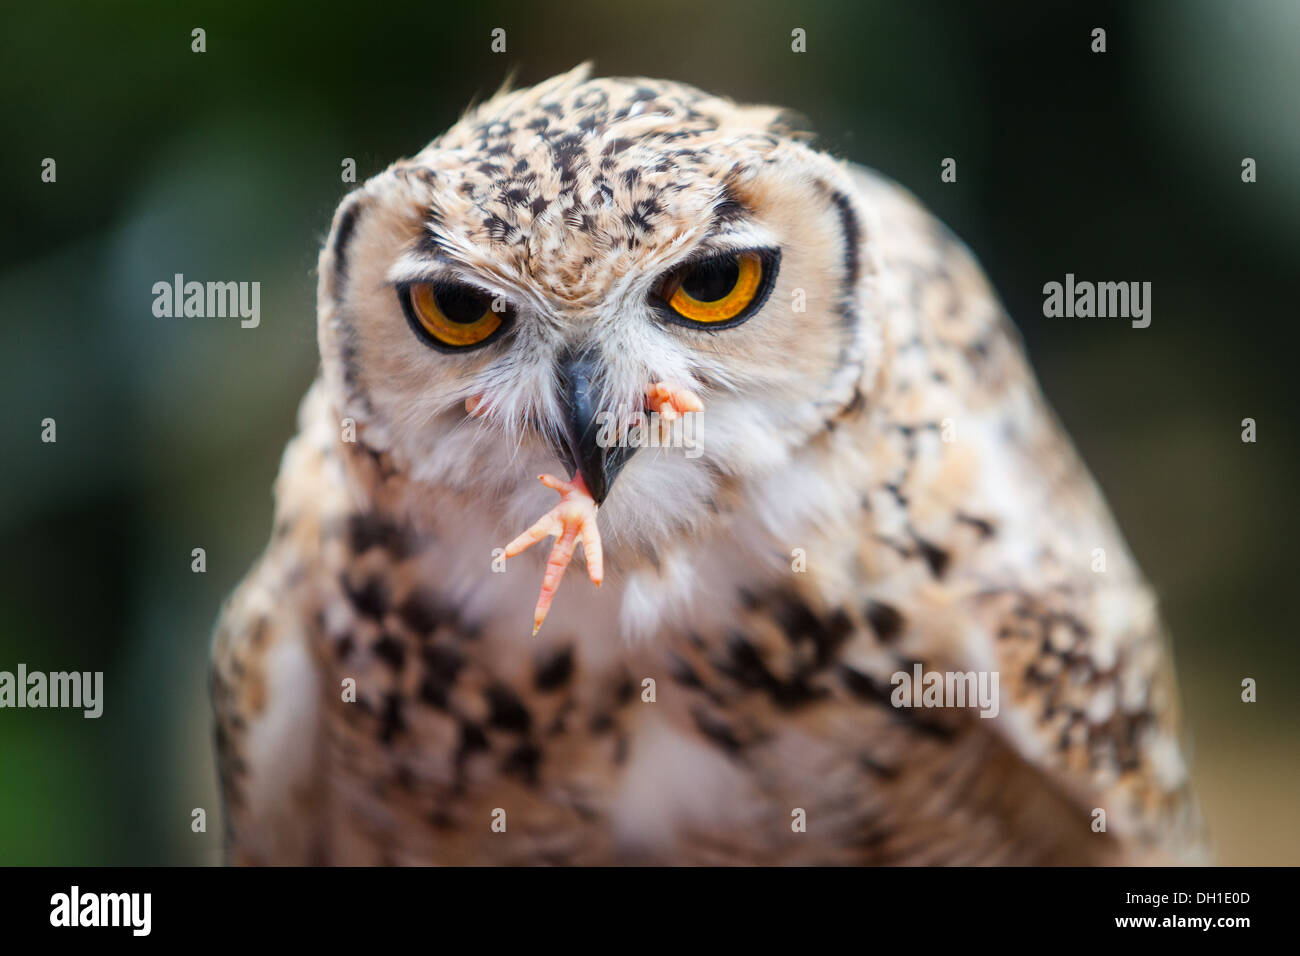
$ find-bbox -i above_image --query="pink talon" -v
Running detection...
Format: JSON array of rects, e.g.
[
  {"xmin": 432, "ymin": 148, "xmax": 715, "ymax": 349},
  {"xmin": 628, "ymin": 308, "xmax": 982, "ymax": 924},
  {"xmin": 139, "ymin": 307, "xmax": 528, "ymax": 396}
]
[
  {"xmin": 504, "ymin": 472, "xmax": 604, "ymax": 635},
  {"xmin": 646, "ymin": 381, "xmax": 704, "ymax": 422},
  {"xmin": 501, "ymin": 384, "xmax": 702, "ymax": 636}
]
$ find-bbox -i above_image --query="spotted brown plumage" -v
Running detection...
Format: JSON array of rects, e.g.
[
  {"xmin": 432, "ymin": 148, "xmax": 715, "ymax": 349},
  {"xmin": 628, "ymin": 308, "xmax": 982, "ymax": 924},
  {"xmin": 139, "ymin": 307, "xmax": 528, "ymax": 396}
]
[{"xmin": 211, "ymin": 64, "xmax": 1204, "ymax": 864}]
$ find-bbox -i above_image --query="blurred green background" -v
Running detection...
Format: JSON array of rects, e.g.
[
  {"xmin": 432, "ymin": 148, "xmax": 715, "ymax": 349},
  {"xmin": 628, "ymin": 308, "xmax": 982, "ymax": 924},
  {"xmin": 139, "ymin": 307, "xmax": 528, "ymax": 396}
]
[{"xmin": 1, "ymin": 0, "xmax": 1296, "ymax": 865}]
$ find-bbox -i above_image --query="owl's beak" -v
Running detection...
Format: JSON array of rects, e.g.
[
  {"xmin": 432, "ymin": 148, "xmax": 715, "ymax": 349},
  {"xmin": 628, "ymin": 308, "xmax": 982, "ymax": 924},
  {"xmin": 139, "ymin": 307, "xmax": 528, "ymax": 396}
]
[{"xmin": 557, "ymin": 350, "xmax": 635, "ymax": 505}]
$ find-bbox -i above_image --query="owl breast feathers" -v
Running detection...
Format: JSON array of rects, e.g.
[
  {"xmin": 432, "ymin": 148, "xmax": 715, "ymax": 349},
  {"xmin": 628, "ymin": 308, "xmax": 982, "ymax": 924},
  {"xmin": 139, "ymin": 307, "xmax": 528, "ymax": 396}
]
[{"xmin": 211, "ymin": 64, "xmax": 1205, "ymax": 865}]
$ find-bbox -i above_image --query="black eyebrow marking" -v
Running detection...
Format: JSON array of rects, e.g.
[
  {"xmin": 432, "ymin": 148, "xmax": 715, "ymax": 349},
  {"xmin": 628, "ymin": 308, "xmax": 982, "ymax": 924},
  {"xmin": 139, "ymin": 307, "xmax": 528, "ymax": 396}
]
[
  {"xmin": 712, "ymin": 196, "xmax": 747, "ymax": 223},
  {"xmin": 414, "ymin": 227, "xmax": 457, "ymax": 263},
  {"xmin": 703, "ymin": 184, "xmax": 759, "ymax": 241}
]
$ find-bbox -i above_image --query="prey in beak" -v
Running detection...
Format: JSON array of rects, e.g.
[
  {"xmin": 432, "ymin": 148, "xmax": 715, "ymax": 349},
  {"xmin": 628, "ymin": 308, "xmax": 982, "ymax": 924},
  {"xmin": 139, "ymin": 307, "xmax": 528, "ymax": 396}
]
[{"xmin": 493, "ymin": 352, "xmax": 703, "ymax": 635}]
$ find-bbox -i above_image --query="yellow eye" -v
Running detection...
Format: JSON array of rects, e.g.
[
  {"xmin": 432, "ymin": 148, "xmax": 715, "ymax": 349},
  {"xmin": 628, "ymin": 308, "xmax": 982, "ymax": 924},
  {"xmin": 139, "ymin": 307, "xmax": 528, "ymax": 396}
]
[
  {"xmin": 403, "ymin": 282, "xmax": 509, "ymax": 350},
  {"xmin": 658, "ymin": 250, "xmax": 771, "ymax": 327}
]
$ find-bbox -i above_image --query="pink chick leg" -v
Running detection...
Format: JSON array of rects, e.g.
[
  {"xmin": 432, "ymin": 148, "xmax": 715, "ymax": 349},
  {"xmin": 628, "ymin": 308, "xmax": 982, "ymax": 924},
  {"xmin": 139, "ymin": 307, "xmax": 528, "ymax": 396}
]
[
  {"xmin": 646, "ymin": 381, "xmax": 704, "ymax": 422},
  {"xmin": 503, "ymin": 472, "xmax": 604, "ymax": 635}
]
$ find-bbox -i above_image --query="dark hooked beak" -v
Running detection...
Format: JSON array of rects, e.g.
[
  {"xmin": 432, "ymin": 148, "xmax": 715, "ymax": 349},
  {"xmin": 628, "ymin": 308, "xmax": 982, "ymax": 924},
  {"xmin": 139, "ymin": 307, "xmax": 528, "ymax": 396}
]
[{"xmin": 557, "ymin": 350, "xmax": 636, "ymax": 505}]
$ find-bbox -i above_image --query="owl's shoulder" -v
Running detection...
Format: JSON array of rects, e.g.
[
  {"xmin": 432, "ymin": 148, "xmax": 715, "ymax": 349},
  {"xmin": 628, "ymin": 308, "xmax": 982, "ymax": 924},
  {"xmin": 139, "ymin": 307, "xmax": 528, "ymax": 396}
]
[
  {"xmin": 211, "ymin": 379, "xmax": 353, "ymax": 863},
  {"xmin": 814, "ymin": 167, "xmax": 1205, "ymax": 860}
]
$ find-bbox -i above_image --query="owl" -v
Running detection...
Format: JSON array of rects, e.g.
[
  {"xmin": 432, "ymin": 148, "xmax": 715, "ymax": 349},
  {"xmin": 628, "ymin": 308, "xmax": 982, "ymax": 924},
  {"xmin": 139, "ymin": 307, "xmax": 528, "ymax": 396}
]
[{"xmin": 211, "ymin": 64, "xmax": 1205, "ymax": 865}]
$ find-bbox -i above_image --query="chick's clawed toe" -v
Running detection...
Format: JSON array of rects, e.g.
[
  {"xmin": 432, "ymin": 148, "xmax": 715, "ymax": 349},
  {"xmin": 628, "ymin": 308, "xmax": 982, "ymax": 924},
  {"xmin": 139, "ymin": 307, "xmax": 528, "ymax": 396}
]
[
  {"xmin": 646, "ymin": 381, "xmax": 704, "ymax": 421},
  {"xmin": 503, "ymin": 384, "xmax": 702, "ymax": 636},
  {"xmin": 504, "ymin": 473, "xmax": 604, "ymax": 635}
]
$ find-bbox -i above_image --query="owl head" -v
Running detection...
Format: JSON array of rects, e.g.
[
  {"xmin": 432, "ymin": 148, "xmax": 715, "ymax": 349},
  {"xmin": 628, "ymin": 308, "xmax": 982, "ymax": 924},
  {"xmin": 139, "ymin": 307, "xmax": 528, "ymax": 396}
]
[{"xmin": 316, "ymin": 64, "xmax": 875, "ymax": 564}]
